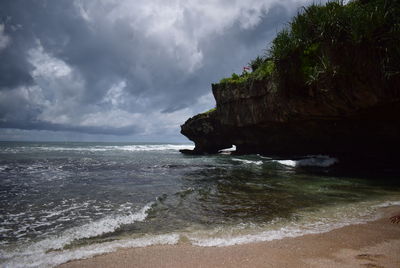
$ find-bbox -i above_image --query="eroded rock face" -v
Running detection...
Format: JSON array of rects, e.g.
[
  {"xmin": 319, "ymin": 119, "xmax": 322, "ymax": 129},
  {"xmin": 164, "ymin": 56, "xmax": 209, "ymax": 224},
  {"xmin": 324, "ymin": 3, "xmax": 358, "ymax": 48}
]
[
  {"xmin": 180, "ymin": 111, "xmax": 232, "ymax": 154},
  {"xmin": 180, "ymin": 76, "xmax": 400, "ymax": 159}
]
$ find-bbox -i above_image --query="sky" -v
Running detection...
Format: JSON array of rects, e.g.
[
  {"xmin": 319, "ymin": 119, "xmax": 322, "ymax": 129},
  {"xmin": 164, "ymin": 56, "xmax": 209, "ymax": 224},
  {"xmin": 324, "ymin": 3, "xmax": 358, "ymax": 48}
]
[{"xmin": 0, "ymin": 0, "xmax": 322, "ymax": 142}]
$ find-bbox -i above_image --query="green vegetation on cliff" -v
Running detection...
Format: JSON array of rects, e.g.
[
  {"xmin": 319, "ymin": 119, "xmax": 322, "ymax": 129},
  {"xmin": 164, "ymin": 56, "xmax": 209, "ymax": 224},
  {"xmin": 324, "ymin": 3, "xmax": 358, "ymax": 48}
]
[
  {"xmin": 218, "ymin": 0, "xmax": 400, "ymax": 96},
  {"xmin": 199, "ymin": 107, "xmax": 216, "ymax": 116}
]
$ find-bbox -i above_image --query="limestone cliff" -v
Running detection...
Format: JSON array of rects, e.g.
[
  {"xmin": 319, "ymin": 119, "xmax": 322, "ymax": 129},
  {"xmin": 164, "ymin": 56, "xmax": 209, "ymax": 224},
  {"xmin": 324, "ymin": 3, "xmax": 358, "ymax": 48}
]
[
  {"xmin": 181, "ymin": 76, "xmax": 400, "ymax": 158},
  {"xmin": 180, "ymin": 0, "xmax": 400, "ymax": 160}
]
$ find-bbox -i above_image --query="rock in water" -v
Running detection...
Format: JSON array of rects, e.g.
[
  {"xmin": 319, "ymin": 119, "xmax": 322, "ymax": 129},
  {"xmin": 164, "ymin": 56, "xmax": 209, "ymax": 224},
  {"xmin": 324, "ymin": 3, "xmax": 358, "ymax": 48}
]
[
  {"xmin": 180, "ymin": 0, "xmax": 400, "ymax": 162},
  {"xmin": 181, "ymin": 76, "xmax": 400, "ymax": 159}
]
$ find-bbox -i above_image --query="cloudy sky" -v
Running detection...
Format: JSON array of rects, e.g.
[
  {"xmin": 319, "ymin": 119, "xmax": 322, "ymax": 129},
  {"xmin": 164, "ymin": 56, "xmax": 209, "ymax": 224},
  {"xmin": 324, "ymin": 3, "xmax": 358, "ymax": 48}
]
[{"xmin": 0, "ymin": 0, "xmax": 321, "ymax": 142}]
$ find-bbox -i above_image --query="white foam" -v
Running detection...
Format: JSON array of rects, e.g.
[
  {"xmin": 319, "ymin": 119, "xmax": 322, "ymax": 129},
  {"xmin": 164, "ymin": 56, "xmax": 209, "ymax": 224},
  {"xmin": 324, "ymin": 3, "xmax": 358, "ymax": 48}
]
[
  {"xmin": 0, "ymin": 164, "xmax": 9, "ymax": 171},
  {"xmin": 189, "ymin": 219, "xmax": 358, "ymax": 247},
  {"xmin": 276, "ymin": 160, "xmax": 297, "ymax": 167},
  {"xmin": 3, "ymin": 144, "xmax": 195, "ymax": 154},
  {"xmin": 232, "ymin": 158, "xmax": 263, "ymax": 166},
  {"xmin": 219, "ymin": 145, "xmax": 237, "ymax": 152},
  {"xmin": 373, "ymin": 200, "xmax": 400, "ymax": 208},
  {"xmin": 2, "ymin": 233, "xmax": 179, "ymax": 268},
  {"xmin": 1, "ymin": 200, "xmax": 108, "ymax": 242},
  {"xmin": 0, "ymin": 227, "xmax": 13, "ymax": 233},
  {"xmin": 106, "ymin": 144, "xmax": 195, "ymax": 152},
  {"xmin": 188, "ymin": 199, "xmax": 398, "ymax": 247},
  {"xmin": 275, "ymin": 155, "xmax": 337, "ymax": 168},
  {"xmin": 1, "ymin": 203, "xmax": 154, "ymax": 267}
]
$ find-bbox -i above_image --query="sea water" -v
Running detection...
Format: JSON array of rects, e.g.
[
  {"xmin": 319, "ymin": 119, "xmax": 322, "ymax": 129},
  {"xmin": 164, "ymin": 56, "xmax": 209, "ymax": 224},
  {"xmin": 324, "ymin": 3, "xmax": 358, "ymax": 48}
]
[{"xmin": 0, "ymin": 142, "xmax": 399, "ymax": 267}]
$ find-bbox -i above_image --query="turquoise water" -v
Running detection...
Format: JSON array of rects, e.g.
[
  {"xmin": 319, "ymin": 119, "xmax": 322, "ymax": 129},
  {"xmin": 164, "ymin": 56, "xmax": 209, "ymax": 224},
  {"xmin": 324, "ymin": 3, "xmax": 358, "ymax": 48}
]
[{"xmin": 0, "ymin": 142, "xmax": 400, "ymax": 267}]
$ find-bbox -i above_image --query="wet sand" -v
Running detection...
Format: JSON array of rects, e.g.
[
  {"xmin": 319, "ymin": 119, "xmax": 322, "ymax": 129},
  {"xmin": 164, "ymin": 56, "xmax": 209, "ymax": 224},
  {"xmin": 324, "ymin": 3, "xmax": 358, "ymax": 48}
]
[{"xmin": 59, "ymin": 206, "xmax": 400, "ymax": 268}]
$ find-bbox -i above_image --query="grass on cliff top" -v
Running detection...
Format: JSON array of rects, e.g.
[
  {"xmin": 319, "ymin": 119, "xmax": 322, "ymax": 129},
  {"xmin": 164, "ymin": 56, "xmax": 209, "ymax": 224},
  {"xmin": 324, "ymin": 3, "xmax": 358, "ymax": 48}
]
[
  {"xmin": 203, "ymin": 107, "xmax": 216, "ymax": 114},
  {"xmin": 219, "ymin": 59, "xmax": 275, "ymax": 84},
  {"xmin": 196, "ymin": 107, "xmax": 216, "ymax": 118},
  {"xmin": 218, "ymin": 0, "xmax": 400, "ymax": 91}
]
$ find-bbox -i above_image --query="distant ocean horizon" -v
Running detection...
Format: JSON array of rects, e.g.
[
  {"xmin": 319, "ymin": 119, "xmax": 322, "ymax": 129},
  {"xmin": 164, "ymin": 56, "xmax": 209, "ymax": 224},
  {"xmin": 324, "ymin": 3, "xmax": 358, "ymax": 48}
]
[{"xmin": 1, "ymin": 141, "xmax": 400, "ymax": 267}]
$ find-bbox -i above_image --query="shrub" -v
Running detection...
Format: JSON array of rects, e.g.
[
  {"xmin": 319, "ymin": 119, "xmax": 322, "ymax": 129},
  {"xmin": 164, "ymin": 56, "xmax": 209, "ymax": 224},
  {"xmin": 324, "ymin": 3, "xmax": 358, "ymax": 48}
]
[
  {"xmin": 268, "ymin": 0, "xmax": 400, "ymax": 94},
  {"xmin": 249, "ymin": 56, "xmax": 265, "ymax": 71},
  {"xmin": 252, "ymin": 60, "xmax": 275, "ymax": 81},
  {"xmin": 218, "ymin": 0, "xmax": 400, "ymax": 92},
  {"xmin": 219, "ymin": 72, "xmax": 250, "ymax": 84}
]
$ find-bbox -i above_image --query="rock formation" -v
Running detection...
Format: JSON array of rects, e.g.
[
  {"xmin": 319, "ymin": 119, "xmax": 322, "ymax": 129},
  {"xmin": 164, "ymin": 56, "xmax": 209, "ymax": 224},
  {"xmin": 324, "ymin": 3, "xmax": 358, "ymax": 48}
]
[
  {"xmin": 181, "ymin": 76, "xmax": 400, "ymax": 158},
  {"xmin": 180, "ymin": 0, "xmax": 400, "ymax": 162}
]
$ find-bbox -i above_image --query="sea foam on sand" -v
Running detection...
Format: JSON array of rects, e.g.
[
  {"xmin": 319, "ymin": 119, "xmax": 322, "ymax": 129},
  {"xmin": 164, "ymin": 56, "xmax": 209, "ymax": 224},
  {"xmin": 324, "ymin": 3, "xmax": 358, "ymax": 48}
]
[{"xmin": 3, "ymin": 200, "xmax": 400, "ymax": 268}]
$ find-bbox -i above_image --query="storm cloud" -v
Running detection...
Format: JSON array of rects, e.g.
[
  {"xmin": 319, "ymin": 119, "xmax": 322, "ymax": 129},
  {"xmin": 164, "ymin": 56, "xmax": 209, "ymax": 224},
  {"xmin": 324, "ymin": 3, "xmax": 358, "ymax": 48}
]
[{"xmin": 0, "ymin": 0, "xmax": 318, "ymax": 141}]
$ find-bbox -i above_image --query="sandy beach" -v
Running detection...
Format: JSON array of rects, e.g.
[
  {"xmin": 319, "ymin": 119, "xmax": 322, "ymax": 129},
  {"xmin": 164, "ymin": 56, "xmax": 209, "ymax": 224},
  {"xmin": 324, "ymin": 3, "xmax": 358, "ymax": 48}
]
[{"xmin": 58, "ymin": 206, "xmax": 400, "ymax": 268}]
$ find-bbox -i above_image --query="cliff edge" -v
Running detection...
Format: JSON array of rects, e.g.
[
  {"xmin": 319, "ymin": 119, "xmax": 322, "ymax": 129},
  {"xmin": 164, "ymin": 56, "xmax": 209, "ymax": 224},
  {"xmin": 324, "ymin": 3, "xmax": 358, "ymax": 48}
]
[{"xmin": 180, "ymin": 0, "xmax": 400, "ymax": 161}]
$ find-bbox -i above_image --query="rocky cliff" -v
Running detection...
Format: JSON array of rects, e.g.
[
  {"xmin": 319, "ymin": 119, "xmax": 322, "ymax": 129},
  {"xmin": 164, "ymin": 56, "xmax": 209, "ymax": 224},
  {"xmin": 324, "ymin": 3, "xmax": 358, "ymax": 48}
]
[
  {"xmin": 180, "ymin": 0, "xmax": 400, "ymax": 161},
  {"xmin": 181, "ymin": 76, "xmax": 400, "ymax": 158}
]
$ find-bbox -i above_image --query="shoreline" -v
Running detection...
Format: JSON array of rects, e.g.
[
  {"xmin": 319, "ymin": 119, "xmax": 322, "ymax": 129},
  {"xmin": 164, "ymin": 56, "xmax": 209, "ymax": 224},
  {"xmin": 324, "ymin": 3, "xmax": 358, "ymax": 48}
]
[{"xmin": 59, "ymin": 206, "xmax": 400, "ymax": 268}]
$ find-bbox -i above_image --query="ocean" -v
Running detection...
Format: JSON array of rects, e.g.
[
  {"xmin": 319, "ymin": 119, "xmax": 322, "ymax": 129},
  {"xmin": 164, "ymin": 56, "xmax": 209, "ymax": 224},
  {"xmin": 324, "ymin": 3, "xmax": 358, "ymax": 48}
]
[{"xmin": 1, "ymin": 142, "xmax": 400, "ymax": 267}]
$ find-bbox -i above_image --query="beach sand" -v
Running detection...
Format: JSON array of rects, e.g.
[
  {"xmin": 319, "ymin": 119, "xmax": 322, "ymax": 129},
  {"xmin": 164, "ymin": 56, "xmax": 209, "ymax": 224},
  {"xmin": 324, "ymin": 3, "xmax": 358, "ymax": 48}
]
[{"xmin": 59, "ymin": 206, "xmax": 400, "ymax": 268}]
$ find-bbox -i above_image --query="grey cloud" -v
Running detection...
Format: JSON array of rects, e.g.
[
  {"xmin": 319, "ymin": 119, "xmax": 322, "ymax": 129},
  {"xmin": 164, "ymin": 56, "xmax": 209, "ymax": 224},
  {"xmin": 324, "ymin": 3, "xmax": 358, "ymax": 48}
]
[
  {"xmin": 0, "ymin": 0, "xmax": 317, "ymax": 141},
  {"xmin": 0, "ymin": 25, "xmax": 34, "ymax": 89},
  {"xmin": 0, "ymin": 120, "xmax": 139, "ymax": 136}
]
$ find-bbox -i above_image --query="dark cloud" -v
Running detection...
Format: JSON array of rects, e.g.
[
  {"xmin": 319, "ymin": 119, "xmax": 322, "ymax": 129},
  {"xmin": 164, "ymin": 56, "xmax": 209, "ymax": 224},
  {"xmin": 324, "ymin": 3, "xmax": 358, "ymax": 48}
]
[
  {"xmin": 0, "ymin": 48, "xmax": 34, "ymax": 89},
  {"xmin": 0, "ymin": 120, "xmax": 139, "ymax": 136},
  {"xmin": 0, "ymin": 0, "xmax": 318, "ymax": 141}
]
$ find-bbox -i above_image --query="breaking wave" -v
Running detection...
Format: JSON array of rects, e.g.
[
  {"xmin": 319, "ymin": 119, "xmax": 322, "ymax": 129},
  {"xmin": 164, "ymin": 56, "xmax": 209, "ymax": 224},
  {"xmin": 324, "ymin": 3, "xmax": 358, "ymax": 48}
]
[
  {"xmin": 275, "ymin": 155, "xmax": 337, "ymax": 168},
  {"xmin": 2, "ymin": 144, "xmax": 194, "ymax": 154},
  {"xmin": 0, "ymin": 203, "xmax": 156, "ymax": 268},
  {"xmin": 188, "ymin": 199, "xmax": 396, "ymax": 247}
]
